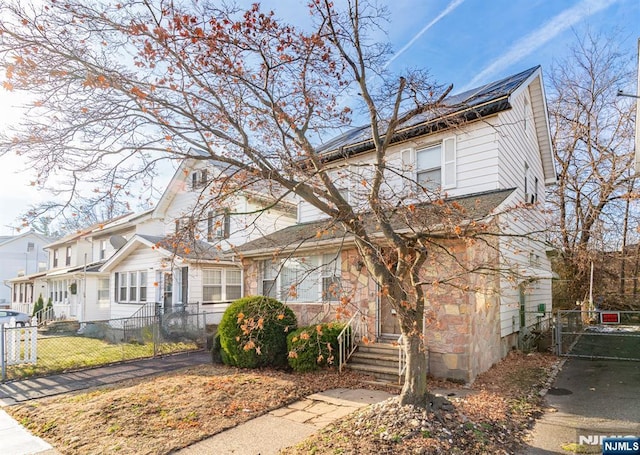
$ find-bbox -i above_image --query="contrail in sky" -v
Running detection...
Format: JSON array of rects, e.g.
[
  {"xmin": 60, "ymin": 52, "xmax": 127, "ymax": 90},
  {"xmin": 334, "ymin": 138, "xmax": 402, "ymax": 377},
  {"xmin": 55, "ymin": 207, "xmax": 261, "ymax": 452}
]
[
  {"xmin": 462, "ymin": 0, "xmax": 621, "ymax": 90},
  {"xmin": 384, "ymin": 0, "xmax": 465, "ymax": 69}
]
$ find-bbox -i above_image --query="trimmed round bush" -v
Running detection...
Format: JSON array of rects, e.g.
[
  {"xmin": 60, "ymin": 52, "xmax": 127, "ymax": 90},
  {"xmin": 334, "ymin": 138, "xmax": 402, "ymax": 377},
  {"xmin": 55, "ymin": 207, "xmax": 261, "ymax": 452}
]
[
  {"xmin": 286, "ymin": 322, "xmax": 346, "ymax": 372},
  {"xmin": 218, "ymin": 296, "xmax": 297, "ymax": 368}
]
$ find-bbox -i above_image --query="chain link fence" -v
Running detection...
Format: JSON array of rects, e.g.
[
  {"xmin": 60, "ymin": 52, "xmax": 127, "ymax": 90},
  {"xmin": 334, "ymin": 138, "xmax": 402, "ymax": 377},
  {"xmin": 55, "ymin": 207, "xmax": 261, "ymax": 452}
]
[
  {"xmin": 556, "ymin": 310, "xmax": 640, "ymax": 361},
  {"xmin": 2, "ymin": 311, "xmax": 213, "ymax": 382}
]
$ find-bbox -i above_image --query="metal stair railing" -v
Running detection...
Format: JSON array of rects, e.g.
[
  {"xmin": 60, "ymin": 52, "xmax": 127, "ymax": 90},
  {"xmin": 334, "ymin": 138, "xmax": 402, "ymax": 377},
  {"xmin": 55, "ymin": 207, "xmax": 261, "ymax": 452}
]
[
  {"xmin": 397, "ymin": 334, "xmax": 406, "ymax": 383},
  {"xmin": 337, "ymin": 312, "xmax": 364, "ymax": 372},
  {"xmin": 120, "ymin": 302, "xmax": 158, "ymax": 332},
  {"xmin": 33, "ymin": 306, "xmax": 55, "ymax": 326}
]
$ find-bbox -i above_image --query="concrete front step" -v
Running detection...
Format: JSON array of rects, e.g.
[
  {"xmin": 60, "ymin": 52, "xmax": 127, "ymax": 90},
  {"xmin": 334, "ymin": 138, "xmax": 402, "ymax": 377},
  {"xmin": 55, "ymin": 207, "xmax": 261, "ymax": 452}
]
[
  {"xmin": 347, "ymin": 342, "xmax": 403, "ymax": 384},
  {"xmin": 348, "ymin": 363, "xmax": 403, "ymax": 384}
]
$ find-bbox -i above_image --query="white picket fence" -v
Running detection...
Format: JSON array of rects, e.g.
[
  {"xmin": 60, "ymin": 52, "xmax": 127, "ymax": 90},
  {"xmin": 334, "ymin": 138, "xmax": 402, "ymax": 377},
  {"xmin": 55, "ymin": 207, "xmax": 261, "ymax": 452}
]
[{"xmin": 1, "ymin": 318, "xmax": 38, "ymax": 373}]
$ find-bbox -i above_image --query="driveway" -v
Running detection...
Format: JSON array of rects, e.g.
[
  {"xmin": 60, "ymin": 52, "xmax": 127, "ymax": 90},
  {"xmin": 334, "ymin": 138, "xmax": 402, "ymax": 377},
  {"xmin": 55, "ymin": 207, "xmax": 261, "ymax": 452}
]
[{"xmin": 523, "ymin": 358, "xmax": 640, "ymax": 454}]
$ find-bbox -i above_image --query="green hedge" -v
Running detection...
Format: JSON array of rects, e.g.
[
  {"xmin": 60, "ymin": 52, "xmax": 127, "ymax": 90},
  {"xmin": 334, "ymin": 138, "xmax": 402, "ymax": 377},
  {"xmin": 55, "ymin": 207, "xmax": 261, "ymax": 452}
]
[
  {"xmin": 218, "ymin": 296, "xmax": 297, "ymax": 368},
  {"xmin": 286, "ymin": 322, "xmax": 346, "ymax": 372}
]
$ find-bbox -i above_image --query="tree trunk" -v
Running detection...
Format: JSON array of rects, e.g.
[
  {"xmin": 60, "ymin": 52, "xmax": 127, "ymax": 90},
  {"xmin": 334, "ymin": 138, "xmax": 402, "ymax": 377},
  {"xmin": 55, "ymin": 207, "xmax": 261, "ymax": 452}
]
[{"xmin": 399, "ymin": 329, "xmax": 428, "ymax": 406}]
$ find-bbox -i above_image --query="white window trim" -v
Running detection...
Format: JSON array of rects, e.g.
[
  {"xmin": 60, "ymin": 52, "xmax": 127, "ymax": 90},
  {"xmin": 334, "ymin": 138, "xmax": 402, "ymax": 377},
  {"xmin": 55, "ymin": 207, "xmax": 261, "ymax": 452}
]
[
  {"xmin": 116, "ymin": 271, "xmax": 148, "ymax": 304},
  {"xmin": 202, "ymin": 268, "xmax": 243, "ymax": 304},
  {"xmin": 401, "ymin": 136, "xmax": 457, "ymax": 192},
  {"xmin": 260, "ymin": 253, "xmax": 341, "ymax": 304}
]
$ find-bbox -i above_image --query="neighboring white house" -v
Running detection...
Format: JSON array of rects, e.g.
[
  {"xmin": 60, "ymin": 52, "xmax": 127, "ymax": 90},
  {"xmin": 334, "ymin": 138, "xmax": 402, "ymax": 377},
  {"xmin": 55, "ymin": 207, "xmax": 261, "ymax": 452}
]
[
  {"xmin": 101, "ymin": 157, "xmax": 297, "ymax": 322},
  {"xmin": 236, "ymin": 66, "xmax": 556, "ymax": 382},
  {"xmin": 12, "ymin": 211, "xmax": 154, "ymax": 322},
  {"xmin": 1, "ymin": 231, "xmax": 51, "ymax": 308}
]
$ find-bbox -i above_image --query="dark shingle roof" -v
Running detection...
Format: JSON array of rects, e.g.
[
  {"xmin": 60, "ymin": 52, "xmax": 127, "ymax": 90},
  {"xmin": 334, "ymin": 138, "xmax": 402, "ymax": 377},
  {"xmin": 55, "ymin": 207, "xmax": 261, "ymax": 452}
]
[
  {"xmin": 236, "ymin": 188, "xmax": 515, "ymax": 256},
  {"xmin": 138, "ymin": 234, "xmax": 228, "ymax": 261},
  {"xmin": 317, "ymin": 66, "xmax": 539, "ymax": 161}
]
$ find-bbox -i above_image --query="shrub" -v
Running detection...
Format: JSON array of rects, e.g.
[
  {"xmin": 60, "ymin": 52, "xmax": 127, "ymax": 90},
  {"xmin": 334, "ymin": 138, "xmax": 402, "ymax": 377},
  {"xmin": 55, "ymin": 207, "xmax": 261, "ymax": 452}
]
[
  {"xmin": 218, "ymin": 296, "xmax": 297, "ymax": 368},
  {"xmin": 287, "ymin": 322, "xmax": 346, "ymax": 372},
  {"xmin": 32, "ymin": 294, "xmax": 44, "ymax": 317}
]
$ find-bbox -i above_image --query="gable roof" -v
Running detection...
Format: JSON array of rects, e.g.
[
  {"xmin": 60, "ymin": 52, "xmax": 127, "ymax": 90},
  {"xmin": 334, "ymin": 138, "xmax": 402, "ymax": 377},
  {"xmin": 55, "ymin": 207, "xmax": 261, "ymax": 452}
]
[
  {"xmin": 100, "ymin": 234, "xmax": 235, "ymax": 272},
  {"xmin": 236, "ymin": 188, "xmax": 515, "ymax": 257},
  {"xmin": 0, "ymin": 231, "xmax": 53, "ymax": 249},
  {"xmin": 317, "ymin": 66, "xmax": 555, "ymax": 183}
]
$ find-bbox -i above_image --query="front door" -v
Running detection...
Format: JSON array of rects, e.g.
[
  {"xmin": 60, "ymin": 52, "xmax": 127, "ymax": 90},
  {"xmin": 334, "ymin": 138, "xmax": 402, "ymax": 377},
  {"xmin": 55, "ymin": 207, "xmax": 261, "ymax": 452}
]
[{"xmin": 379, "ymin": 291, "xmax": 401, "ymax": 339}]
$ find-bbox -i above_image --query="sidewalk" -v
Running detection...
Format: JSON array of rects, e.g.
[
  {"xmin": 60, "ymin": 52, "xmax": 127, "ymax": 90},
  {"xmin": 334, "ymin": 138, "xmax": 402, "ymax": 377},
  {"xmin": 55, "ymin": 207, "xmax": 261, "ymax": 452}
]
[
  {"xmin": 0, "ymin": 410, "xmax": 59, "ymax": 455},
  {"xmin": 0, "ymin": 350, "xmax": 210, "ymax": 405}
]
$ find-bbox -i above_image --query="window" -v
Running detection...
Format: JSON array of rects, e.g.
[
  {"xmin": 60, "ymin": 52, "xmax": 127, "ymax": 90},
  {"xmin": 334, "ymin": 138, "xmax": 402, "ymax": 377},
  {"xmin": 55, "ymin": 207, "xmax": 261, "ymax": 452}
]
[
  {"xmin": 261, "ymin": 261, "xmax": 278, "ymax": 299},
  {"xmin": 402, "ymin": 137, "xmax": 456, "ymax": 193},
  {"xmin": 129, "ymin": 271, "xmax": 137, "ymax": 301},
  {"xmin": 191, "ymin": 169, "xmax": 209, "ymax": 190},
  {"xmin": 321, "ymin": 254, "xmax": 340, "ymax": 301},
  {"xmin": 203, "ymin": 269, "xmax": 222, "ymax": 303},
  {"xmin": 416, "ymin": 144, "xmax": 441, "ymax": 190},
  {"xmin": 226, "ymin": 269, "xmax": 242, "ymax": 301},
  {"xmin": 139, "ymin": 272, "xmax": 147, "ymax": 302},
  {"xmin": 118, "ymin": 273, "xmax": 128, "ymax": 302},
  {"xmin": 98, "ymin": 279, "xmax": 110, "ymax": 301},
  {"xmin": 99, "ymin": 239, "xmax": 107, "ymax": 260},
  {"xmin": 260, "ymin": 253, "xmax": 341, "ymax": 303},
  {"xmin": 202, "ymin": 268, "xmax": 243, "ymax": 303},
  {"xmin": 115, "ymin": 271, "xmax": 149, "ymax": 303},
  {"xmin": 53, "ymin": 249, "xmax": 59, "ymax": 267},
  {"xmin": 65, "ymin": 246, "xmax": 72, "ymax": 266},
  {"xmin": 524, "ymin": 163, "xmax": 537, "ymax": 204},
  {"xmin": 207, "ymin": 211, "xmax": 230, "ymax": 241}
]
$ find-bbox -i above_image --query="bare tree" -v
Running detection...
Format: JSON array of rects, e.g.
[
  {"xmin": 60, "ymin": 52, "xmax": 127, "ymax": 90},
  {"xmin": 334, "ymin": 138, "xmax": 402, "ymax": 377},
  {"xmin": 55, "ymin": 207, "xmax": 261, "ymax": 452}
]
[
  {"xmin": 546, "ymin": 31, "xmax": 637, "ymax": 307},
  {"xmin": 0, "ymin": 0, "xmax": 537, "ymax": 406}
]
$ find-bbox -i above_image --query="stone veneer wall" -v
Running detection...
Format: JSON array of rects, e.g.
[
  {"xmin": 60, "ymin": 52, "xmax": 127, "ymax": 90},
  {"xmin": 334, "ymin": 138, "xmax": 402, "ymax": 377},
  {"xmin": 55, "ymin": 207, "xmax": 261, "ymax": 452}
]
[
  {"xmin": 242, "ymin": 238, "xmax": 504, "ymax": 384},
  {"xmin": 418, "ymin": 238, "xmax": 502, "ymax": 383}
]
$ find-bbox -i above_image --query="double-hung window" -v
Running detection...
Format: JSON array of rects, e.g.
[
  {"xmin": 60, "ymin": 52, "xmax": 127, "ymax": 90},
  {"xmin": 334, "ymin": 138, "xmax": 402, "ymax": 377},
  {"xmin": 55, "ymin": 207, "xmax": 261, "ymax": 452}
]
[
  {"xmin": 401, "ymin": 137, "xmax": 456, "ymax": 192},
  {"xmin": 416, "ymin": 144, "xmax": 442, "ymax": 190},
  {"xmin": 207, "ymin": 211, "xmax": 231, "ymax": 241},
  {"xmin": 202, "ymin": 268, "xmax": 242, "ymax": 303},
  {"xmin": 115, "ymin": 271, "xmax": 147, "ymax": 303},
  {"xmin": 191, "ymin": 169, "xmax": 209, "ymax": 190},
  {"xmin": 260, "ymin": 253, "xmax": 341, "ymax": 303}
]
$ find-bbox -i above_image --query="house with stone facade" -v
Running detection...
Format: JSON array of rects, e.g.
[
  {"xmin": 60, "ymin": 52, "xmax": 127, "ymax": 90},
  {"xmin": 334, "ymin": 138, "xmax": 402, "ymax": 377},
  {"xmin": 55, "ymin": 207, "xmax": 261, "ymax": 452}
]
[{"xmin": 235, "ymin": 66, "xmax": 556, "ymax": 382}]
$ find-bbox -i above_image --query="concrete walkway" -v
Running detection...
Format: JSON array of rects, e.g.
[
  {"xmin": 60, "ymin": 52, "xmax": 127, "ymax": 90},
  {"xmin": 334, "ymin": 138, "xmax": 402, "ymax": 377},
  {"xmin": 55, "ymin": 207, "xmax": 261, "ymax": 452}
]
[
  {"xmin": 523, "ymin": 358, "xmax": 640, "ymax": 454},
  {"xmin": 176, "ymin": 388, "xmax": 393, "ymax": 455},
  {"xmin": 0, "ymin": 350, "xmax": 210, "ymax": 405}
]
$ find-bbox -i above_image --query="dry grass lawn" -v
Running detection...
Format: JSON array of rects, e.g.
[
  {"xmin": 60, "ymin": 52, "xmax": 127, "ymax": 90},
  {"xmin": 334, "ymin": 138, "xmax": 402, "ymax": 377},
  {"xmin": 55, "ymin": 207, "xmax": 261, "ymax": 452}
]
[{"xmin": 6, "ymin": 352, "xmax": 559, "ymax": 454}]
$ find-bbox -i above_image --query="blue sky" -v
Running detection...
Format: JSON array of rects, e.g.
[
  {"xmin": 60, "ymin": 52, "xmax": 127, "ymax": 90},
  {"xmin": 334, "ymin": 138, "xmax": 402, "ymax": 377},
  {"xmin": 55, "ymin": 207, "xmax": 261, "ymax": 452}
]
[{"xmin": 0, "ymin": 0, "xmax": 638, "ymax": 235}]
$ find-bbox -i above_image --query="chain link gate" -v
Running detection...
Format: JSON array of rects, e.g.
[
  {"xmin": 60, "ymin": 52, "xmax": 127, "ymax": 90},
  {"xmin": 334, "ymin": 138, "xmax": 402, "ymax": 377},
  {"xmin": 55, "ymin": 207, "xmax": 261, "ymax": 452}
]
[{"xmin": 556, "ymin": 310, "xmax": 640, "ymax": 361}]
